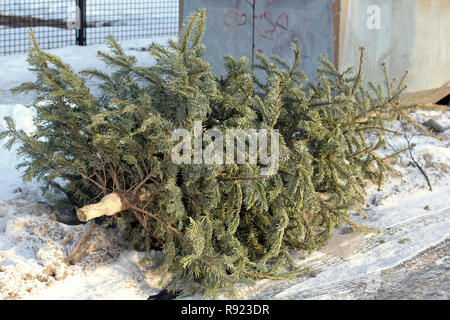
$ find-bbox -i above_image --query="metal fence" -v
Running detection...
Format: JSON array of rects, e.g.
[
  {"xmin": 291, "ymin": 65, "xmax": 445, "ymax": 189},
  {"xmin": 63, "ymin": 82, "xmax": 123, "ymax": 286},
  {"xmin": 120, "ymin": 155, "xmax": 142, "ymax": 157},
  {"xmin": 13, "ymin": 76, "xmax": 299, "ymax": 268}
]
[{"xmin": 0, "ymin": 0, "xmax": 179, "ymax": 55}]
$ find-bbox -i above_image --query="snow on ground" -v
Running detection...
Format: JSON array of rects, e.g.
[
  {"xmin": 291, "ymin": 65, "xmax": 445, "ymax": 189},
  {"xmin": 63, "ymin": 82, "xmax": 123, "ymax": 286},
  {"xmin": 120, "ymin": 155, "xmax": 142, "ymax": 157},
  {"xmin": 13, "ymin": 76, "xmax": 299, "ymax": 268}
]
[
  {"xmin": 0, "ymin": 39, "xmax": 449, "ymax": 300},
  {"xmin": 240, "ymin": 109, "xmax": 450, "ymax": 300},
  {"xmin": 0, "ymin": 185, "xmax": 151, "ymax": 300},
  {"xmin": 0, "ymin": 38, "xmax": 172, "ymax": 300},
  {"xmin": 0, "ymin": 37, "xmax": 170, "ymax": 105}
]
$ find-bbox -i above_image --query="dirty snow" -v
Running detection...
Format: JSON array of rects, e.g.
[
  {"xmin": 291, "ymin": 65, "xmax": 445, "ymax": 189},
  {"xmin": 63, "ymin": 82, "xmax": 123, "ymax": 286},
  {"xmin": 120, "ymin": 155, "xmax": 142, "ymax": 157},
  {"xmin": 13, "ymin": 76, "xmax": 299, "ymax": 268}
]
[{"xmin": 0, "ymin": 39, "xmax": 449, "ymax": 300}]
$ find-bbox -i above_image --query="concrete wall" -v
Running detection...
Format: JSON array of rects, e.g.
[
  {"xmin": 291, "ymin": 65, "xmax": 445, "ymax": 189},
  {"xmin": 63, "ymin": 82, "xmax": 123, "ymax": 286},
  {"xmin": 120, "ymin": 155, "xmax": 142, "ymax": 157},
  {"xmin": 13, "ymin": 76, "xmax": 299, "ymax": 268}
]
[
  {"xmin": 181, "ymin": 0, "xmax": 254, "ymax": 76},
  {"xmin": 182, "ymin": 0, "xmax": 339, "ymax": 82},
  {"xmin": 340, "ymin": 0, "xmax": 450, "ymax": 92},
  {"xmin": 181, "ymin": 0, "xmax": 450, "ymax": 92},
  {"xmin": 252, "ymin": 0, "xmax": 338, "ymax": 83}
]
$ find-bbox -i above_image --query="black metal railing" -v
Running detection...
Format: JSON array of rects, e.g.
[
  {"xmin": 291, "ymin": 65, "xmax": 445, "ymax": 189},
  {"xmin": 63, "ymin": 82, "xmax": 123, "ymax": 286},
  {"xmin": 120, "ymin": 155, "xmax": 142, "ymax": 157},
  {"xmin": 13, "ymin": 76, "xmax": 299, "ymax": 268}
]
[{"xmin": 0, "ymin": 0, "xmax": 179, "ymax": 55}]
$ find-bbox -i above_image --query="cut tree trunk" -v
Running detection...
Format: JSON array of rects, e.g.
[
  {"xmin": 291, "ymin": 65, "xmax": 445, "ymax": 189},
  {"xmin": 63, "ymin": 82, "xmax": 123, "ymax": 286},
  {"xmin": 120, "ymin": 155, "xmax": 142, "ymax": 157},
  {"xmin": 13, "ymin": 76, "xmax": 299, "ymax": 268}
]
[{"xmin": 77, "ymin": 192, "xmax": 125, "ymax": 222}]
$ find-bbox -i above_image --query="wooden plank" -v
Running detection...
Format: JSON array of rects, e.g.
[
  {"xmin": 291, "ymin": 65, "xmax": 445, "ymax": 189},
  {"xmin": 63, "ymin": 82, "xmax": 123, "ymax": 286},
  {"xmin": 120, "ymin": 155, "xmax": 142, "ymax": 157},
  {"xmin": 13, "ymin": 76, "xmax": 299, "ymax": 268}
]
[{"xmin": 401, "ymin": 84, "xmax": 450, "ymax": 105}]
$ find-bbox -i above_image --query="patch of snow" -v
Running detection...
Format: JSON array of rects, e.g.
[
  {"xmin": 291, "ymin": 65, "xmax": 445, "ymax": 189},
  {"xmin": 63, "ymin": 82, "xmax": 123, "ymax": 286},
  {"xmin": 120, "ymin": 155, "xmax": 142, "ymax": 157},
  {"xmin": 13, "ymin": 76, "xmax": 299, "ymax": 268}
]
[{"xmin": 0, "ymin": 37, "xmax": 172, "ymax": 104}]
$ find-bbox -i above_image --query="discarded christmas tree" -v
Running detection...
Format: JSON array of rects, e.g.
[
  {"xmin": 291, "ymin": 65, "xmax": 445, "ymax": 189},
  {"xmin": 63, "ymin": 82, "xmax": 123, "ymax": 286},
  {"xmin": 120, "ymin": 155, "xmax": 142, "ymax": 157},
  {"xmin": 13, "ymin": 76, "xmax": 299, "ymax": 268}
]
[{"xmin": 1, "ymin": 10, "xmax": 439, "ymax": 298}]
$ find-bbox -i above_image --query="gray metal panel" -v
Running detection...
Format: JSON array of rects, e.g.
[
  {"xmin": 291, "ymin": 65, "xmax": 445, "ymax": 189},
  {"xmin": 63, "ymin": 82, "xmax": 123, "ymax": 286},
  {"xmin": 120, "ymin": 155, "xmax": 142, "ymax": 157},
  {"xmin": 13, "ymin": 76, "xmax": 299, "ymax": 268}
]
[
  {"xmin": 253, "ymin": 0, "xmax": 337, "ymax": 83},
  {"xmin": 182, "ymin": 0, "xmax": 337, "ymax": 82},
  {"xmin": 182, "ymin": 0, "xmax": 254, "ymax": 76},
  {"xmin": 340, "ymin": 0, "xmax": 450, "ymax": 93}
]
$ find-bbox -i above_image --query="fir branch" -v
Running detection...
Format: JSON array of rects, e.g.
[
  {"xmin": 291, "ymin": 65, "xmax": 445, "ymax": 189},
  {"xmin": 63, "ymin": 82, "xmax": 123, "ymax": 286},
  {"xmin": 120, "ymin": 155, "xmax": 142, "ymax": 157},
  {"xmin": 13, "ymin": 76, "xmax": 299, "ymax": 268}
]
[{"xmin": 402, "ymin": 124, "xmax": 433, "ymax": 191}]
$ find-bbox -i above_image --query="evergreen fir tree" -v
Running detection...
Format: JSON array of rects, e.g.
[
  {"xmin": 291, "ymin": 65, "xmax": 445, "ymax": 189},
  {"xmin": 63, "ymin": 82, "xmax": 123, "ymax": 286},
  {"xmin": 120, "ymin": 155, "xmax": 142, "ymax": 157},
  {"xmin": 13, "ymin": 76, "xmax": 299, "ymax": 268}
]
[{"xmin": 0, "ymin": 10, "xmax": 439, "ymax": 298}]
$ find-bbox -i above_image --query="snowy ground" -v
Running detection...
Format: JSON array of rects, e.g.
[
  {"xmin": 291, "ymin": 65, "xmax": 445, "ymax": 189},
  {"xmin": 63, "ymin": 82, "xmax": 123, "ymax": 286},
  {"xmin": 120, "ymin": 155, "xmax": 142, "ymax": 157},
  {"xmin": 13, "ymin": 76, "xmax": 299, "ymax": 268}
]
[{"xmin": 0, "ymin": 39, "xmax": 449, "ymax": 300}]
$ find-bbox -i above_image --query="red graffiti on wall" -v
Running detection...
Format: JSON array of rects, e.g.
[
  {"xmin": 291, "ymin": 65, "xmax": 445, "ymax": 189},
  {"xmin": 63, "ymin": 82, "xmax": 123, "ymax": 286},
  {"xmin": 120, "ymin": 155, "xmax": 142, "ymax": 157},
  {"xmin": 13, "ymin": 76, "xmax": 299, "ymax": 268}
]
[
  {"xmin": 254, "ymin": 11, "xmax": 288, "ymax": 40},
  {"xmin": 223, "ymin": 0, "xmax": 289, "ymax": 41},
  {"xmin": 224, "ymin": 10, "xmax": 248, "ymax": 27}
]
